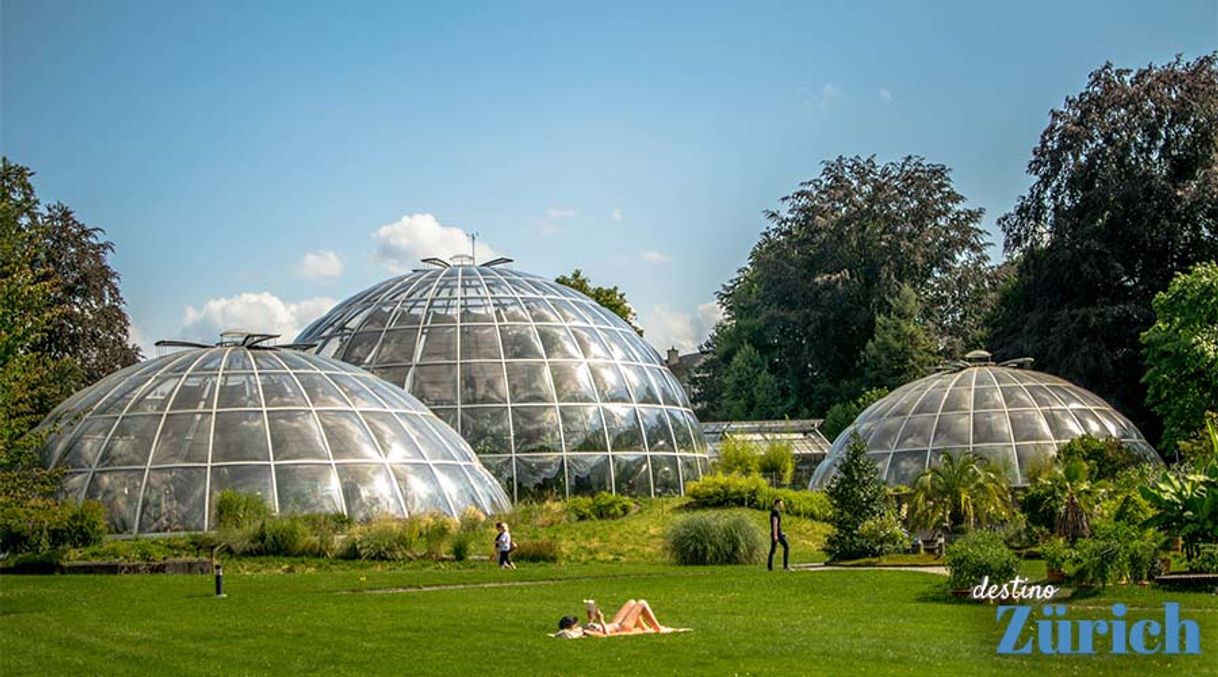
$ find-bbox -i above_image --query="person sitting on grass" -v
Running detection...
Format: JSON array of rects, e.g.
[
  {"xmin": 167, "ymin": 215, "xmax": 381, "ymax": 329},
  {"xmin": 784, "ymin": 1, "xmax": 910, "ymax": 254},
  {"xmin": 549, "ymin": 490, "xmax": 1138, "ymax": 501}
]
[{"xmin": 553, "ymin": 599, "xmax": 670, "ymax": 638}]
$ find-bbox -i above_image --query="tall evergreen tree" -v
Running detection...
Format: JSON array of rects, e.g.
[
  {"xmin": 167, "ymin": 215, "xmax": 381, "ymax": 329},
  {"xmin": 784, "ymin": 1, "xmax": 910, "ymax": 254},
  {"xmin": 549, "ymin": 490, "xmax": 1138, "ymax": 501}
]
[
  {"xmin": 825, "ymin": 433, "xmax": 889, "ymax": 561},
  {"xmin": 860, "ymin": 284, "xmax": 941, "ymax": 391}
]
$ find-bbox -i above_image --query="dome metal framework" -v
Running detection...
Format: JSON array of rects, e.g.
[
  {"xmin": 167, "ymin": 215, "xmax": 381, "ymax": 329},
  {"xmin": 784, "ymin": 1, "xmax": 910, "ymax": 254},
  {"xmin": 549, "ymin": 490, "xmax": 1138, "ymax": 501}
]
[
  {"xmin": 39, "ymin": 335, "xmax": 510, "ymax": 534},
  {"xmin": 295, "ymin": 258, "xmax": 710, "ymax": 501},
  {"xmin": 809, "ymin": 352, "xmax": 1161, "ymax": 489}
]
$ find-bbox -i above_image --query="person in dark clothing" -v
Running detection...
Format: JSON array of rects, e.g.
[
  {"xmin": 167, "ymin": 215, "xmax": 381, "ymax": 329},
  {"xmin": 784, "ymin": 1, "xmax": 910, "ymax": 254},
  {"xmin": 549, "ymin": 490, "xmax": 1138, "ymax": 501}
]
[{"xmin": 768, "ymin": 498, "xmax": 790, "ymax": 571}]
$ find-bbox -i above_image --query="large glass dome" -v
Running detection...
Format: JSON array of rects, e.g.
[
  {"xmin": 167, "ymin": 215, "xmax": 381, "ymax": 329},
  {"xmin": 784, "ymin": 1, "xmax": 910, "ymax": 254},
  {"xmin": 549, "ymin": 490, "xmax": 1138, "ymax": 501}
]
[
  {"xmin": 39, "ymin": 336, "xmax": 510, "ymax": 534},
  {"xmin": 809, "ymin": 353, "xmax": 1161, "ymax": 489},
  {"xmin": 295, "ymin": 259, "xmax": 710, "ymax": 501}
]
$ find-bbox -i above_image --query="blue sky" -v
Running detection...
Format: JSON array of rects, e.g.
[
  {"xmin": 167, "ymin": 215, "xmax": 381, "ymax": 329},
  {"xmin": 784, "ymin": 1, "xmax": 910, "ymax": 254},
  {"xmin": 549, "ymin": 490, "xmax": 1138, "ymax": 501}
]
[{"xmin": 4, "ymin": 1, "xmax": 1215, "ymax": 355}]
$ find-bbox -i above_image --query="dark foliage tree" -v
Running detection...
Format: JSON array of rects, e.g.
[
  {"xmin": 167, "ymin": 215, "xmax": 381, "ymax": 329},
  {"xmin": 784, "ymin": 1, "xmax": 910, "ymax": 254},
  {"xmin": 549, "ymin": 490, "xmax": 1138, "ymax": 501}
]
[
  {"xmin": 695, "ymin": 156, "xmax": 994, "ymax": 419},
  {"xmin": 989, "ymin": 55, "xmax": 1218, "ymax": 446},
  {"xmin": 825, "ymin": 433, "xmax": 890, "ymax": 561},
  {"xmin": 555, "ymin": 268, "xmax": 643, "ymax": 335}
]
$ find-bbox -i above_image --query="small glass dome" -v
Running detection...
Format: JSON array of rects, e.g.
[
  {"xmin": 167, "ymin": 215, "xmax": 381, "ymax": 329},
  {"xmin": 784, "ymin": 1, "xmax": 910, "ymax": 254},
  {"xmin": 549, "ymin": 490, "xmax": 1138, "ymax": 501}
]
[
  {"xmin": 295, "ymin": 259, "xmax": 711, "ymax": 500},
  {"xmin": 39, "ymin": 336, "xmax": 510, "ymax": 534},
  {"xmin": 809, "ymin": 353, "xmax": 1161, "ymax": 489}
]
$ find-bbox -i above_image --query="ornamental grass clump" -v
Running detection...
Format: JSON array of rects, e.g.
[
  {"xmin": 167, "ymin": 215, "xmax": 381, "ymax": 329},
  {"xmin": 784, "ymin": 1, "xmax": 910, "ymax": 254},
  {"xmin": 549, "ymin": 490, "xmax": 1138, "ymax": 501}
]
[{"xmin": 666, "ymin": 513, "xmax": 764, "ymax": 565}]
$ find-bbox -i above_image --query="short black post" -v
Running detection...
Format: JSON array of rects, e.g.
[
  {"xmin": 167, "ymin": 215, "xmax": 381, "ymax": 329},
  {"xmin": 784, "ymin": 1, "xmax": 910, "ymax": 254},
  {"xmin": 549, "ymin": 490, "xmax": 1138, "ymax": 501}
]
[{"xmin": 214, "ymin": 563, "xmax": 225, "ymax": 597}]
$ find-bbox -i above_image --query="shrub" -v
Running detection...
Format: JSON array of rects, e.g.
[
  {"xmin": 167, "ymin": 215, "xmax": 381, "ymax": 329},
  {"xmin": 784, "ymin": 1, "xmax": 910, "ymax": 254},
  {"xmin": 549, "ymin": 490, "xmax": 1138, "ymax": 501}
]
[
  {"xmin": 259, "ymin": 517, "xmax": 316, "ymax": 557},
  {"xmin": 758, "ymin": 487, "xmax": 833, "ymax": 521},
  {"xmin": 666, "ymin": 513, "xmax": 764, "ymax": 565},
  {"xmin": 348, "ymin": 518, "xmax": 412, "ymax": 561},
  {"xmin": 758, "ymin": 442, "xmax": 795, "ymax": 486},
  {"xmin": 7, "ymin": 549, "xmax": 62, "ymax": 573},
  {"xmin": 214, "ymin": 490, "xmax": 270, "ymax": 530},
  {"xmin": 590, "ymin": 492, "xmax": 633, "ymax": 520},
  {"xmin": 419, "ymin": 513, "xmax": 457, "ymax": 558},
  {"xmin": 0, "ymin": 497, "xmax": 108, "ymax": 554},
  {"xmin": 1039, "ymin": 537, "xmax": 1074, "ymax": 572},
  {"xmin": 512, "ymin": 540, "xmax": 561, "ymax": 563},
  {"xmin": 1071, "ymin": 521, "xmax": 1159, "ymax": 587},
  {"xmin": 715, "ymin": 437, "xmax": 761, "ymax": 476},
  {"xmin": 944, "ymin": 531, "xmax": 1020, "ymax": 590},
  {"xmin": 856, "ymin": 511, "xmax": 909, "ymax": 556},
  {"xmin": 1191, "ymin": 544, "xmax": 1218, "ymax": 574},
  {"xmin": 450, "ymin": 532, "xmax": 474, "ymax": 561},
  {"xmin": 686, "ymin": 474, "xmax": 769, "ymax": 509},
  {"xmin": 64, "ymin": 537, "xmax": 194, "ymax": 563},
  {"xmin": 1057, "ymin": 436, "xmax": 1143, "ymax": 481},
  {"xmin": 565, "ymin": 496, "xmax": 596, "ymax": 521}
]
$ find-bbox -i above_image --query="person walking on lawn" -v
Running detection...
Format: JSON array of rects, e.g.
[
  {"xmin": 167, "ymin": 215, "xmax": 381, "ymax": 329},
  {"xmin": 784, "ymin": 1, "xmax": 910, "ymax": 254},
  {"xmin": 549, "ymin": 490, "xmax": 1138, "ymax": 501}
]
[{"xmin": 768, "ymin": 497, "xmax": 790, "ymax": 571}]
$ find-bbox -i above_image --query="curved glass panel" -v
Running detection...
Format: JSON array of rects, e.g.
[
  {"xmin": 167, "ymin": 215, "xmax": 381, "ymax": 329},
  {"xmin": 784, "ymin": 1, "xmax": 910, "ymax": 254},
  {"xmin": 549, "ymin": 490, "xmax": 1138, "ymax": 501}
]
[
  {"xmin": 810, "ymin": 365, "xmax": 1161, "ymax": 489},
  {"xmin": 39, "ymin": 346, "xmax": 510, "ymax": 534},
  {"xmin": 294, "ymin": 264, "xmax": 710, "ymax": 499}
]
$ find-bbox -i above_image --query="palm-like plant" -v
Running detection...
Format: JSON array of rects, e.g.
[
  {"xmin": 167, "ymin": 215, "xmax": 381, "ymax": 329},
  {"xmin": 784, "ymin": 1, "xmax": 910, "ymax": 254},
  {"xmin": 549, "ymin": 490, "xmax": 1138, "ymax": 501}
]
[{"xmin": 910, "ymin": 452, "xmax": 1012, "ymax": 533}]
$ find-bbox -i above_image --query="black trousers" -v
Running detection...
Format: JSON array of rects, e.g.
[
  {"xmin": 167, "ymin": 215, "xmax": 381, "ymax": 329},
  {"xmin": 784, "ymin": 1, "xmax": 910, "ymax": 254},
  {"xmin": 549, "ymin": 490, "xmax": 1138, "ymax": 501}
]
[{"xmin": 768, "ymin": 533, "xmax": 789, "ymax": 570}]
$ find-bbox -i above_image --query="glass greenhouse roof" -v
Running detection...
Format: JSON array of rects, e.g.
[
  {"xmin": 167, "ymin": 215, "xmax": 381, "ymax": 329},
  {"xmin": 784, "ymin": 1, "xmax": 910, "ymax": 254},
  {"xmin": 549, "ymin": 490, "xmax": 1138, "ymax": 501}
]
[
  {"xmin": 295, "ymin": 261, "xmax": 710, "ymax": 501},
  {"xmin": 39, "ymin": 344, "xmax": 510, "ymax": 534},
  {"xmin": 809, "ymin": 361, "xmax": 1160, "ymax": 489}
]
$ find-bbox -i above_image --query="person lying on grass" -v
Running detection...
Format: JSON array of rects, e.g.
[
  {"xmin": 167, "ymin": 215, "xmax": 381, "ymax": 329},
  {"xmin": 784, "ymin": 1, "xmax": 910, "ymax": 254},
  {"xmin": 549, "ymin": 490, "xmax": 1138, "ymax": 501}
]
[{"xmin": 553, "ymin": 599, "xmax": 673, "ymax": 638}]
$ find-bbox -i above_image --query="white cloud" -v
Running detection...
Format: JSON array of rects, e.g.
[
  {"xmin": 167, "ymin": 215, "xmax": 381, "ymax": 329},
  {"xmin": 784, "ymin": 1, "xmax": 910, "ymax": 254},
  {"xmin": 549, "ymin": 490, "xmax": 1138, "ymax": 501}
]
[
  {"xmin": 640, "ymin": 249, "xmax": 671, "ymax": 264},
  {"xmin": 816, "ymin": 82, "xmax": 841, "ymax": 109},
  {"xmin": 372, "ymin": 213, "xmax": 500, "ymax": 272},
  {"xmin": 611, "ymin": 208, "xmax": 623, "ymax": 222},
  {"xmin": 546, "ymin": 207, "xmax": 576, "ymax": 220},
  {"xmin": 539, "ymin": 222, "xmax": 560, "ymax": 237},
  {"xmin": 642, "ymin": 301, "xmax": 723, "ymax": 354},
  {"xmin": 878, "ymin": 88, "xmax": 893, "ymax": 102},
  {"xmin": 127, "ymin": 322, "xmax": 155, "ymax": 357},
  {"xmin": 297, "ymin": 250, "xmax": 344, "ymax": 279},
  {"xmin": 180, "ymin": 292, "xmax": 336, "ymax": 343}
]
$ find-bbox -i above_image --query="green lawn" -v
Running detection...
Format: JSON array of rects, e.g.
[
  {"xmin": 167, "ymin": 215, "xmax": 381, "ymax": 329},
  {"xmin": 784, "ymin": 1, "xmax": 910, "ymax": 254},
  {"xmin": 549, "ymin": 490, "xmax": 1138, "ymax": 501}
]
[{"xmin": 3, "ymin": 563, "xmax": 1215, "ymax": 676}]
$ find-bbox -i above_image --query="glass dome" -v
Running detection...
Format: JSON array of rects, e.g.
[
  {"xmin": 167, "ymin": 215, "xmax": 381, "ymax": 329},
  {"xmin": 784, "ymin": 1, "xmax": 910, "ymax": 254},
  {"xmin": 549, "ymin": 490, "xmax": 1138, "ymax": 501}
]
[
  {"xmin": 809, "ymin": 354, "xmax": 1161, "ymax": 489},
  {"xmin": 295, "ymin": 260, "xmax": 710, "ymax": 501},
  {"xmin": 39, "ymin": 338, "xmax": 511, "ymax": 534}
]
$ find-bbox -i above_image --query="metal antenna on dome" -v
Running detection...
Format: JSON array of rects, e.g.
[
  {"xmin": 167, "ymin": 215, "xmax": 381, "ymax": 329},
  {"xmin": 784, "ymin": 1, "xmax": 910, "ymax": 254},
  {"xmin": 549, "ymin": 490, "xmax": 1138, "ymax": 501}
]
[{"xmin": 470, "ymin": 231, "xmax": 479, "ymax": 265}]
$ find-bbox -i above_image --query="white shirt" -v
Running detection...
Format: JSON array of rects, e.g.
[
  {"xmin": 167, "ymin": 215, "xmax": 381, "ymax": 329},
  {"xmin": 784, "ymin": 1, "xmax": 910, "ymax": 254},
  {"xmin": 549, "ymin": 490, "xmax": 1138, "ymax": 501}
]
[{"xmin": 496, "ymin": 530, "xmax": 511, "ymax": 552}]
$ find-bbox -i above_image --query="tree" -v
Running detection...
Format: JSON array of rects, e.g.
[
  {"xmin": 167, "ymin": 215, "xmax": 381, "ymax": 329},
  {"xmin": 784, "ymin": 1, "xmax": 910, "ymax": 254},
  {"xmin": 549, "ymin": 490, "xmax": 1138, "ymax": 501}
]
[
  {"xmin": 696, "ymin": 155, "xmax": 994, "ymax": 419},
  {"xmin": 554, "ymin": 269, "xmax": 643, "ymax": 335},
  {"xmin": 821, "ymin": 387, "xmax": 888, "ymax": 443},
  {"xmin": 825, "ymin": 433, "xmax": 889, "ymax": 560},
  {"xmin": 860, "ymin": 284, "xmax": 940, "ymax": 391},
  {"xmin": 1141, "ymin": 261, "xmax": 1218, "ymax": 458},
  {"xmin": 990, "ymin": 55, "xmax": 1218, "ymax": 446},
  {"xmin": 909, "ymin": 452, "xmax": 1012, "ymax": 534},
  {"xmin": 1, "ymin": 159, "xmax": 139, "ymax": 550},
  {"xmin": 716, "ymin": 342, "xmax": 789, "ymax": 420}
]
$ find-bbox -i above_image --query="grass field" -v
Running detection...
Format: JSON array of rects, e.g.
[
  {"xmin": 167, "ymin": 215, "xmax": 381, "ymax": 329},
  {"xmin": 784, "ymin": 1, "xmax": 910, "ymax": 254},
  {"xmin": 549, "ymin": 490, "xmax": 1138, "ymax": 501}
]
[{"xmin": 3, "ymin": 562, "xmax": 1216, "ymax": 676}]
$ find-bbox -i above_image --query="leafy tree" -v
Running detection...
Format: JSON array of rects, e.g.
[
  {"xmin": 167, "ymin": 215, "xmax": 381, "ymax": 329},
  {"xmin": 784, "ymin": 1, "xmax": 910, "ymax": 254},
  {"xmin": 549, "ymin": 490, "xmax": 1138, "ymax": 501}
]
[
  {"xmin": 1141, "ymin": 261, "xmax": 1218, "ymax": 458},
  {"xmin": 714, "ymin": 437, "xmax": 761, "ymax": 476},
  {"xmin": 758, "ymin": 441, "xmax": 795, "ymax": 487},
  {"xmin": 860, "ymin": 284, "xmax": 941, "ymax": 391},
  {"xmin": 909, "ymin": 452, "xmax": 1012, "ymax": 534},
  {"xmin": 825, "ymin": 433, "xmax": 889, "ymax": 560},
  {"xmin": 1, "ymin": 159, "xmax": 139, "ymax": 548},
  {"xmin": 696, "ymin": 155, "xmax": 994, "ymax": 419},
  {"xmin": 820, "ymin": 388, "xmax": 888, "ymax": 443},
  {"xmin": 990, "ymin": 55, "xmax": 1218, "ymax": 445},
  {"xmin": 554, "ymin": 268, "xmax": 643, "ymax": 335}
]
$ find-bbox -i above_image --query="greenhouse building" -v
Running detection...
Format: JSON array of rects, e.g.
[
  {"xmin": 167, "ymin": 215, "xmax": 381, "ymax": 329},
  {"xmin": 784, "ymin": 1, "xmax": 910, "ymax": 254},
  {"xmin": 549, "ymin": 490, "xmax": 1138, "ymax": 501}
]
[
  {"xmin": 38, "ymin": 333, "xmax": 510, "ymax": 534},
  {"xmin": 295, "ymin": 256, "xmax": 711, "ymax": 501},
  {"xmin": 810, "ymin": 351, "xmax": 1161, "ymax": 489}
]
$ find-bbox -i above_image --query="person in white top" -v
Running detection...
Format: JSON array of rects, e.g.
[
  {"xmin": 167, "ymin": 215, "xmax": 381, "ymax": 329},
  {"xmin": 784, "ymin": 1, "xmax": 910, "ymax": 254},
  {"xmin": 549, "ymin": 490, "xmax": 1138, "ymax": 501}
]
[{"xmin": 494, "ymin": 521, "xmax": 516, "ymax": 570}]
